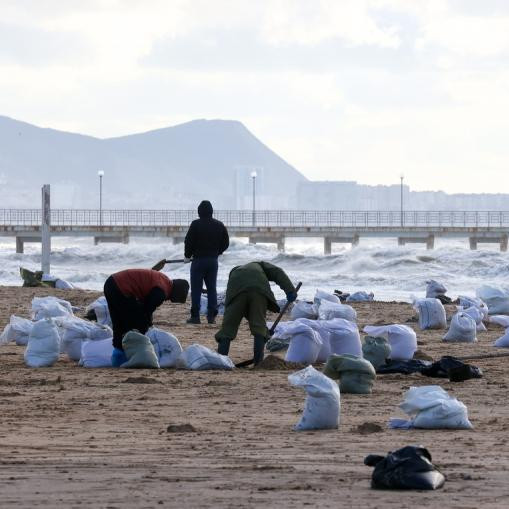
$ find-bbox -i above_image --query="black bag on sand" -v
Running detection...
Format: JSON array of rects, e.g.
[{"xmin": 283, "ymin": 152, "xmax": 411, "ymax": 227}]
[
  {"xmin": 364, "ymin": 446, "xmax": 445, "ymax": 490},
  {"xmin": 420, "ymin": 356, "xmax": 482, "ymax": 381}
]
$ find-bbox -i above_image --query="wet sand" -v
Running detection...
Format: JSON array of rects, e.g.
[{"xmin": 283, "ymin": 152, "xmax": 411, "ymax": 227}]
[{"xmin": 1, "ymin": 286, "xmax": 509, "ymax": 508}]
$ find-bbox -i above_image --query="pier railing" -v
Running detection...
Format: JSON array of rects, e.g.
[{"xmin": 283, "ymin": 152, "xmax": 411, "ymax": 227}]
[{"xmin": 1, "ymin": 209, "xmax": 509, "ymax": 228}]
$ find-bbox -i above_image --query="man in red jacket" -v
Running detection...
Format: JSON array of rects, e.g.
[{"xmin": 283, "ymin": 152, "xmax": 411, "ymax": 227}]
[{"xmin": 103, "ymin": 269, "xmax": 189, "ymax": 366}]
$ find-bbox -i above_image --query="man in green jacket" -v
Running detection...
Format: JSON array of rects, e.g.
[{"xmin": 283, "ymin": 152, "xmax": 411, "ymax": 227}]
[{"xmin": 215, "ymin": 261, "xmax": 297, "ymax": 365}]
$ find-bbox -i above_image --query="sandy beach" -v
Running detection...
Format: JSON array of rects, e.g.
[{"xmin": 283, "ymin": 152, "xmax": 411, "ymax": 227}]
[{"xmin": 1, "ymin": 286, "xmax": 509, "ymax": 508}]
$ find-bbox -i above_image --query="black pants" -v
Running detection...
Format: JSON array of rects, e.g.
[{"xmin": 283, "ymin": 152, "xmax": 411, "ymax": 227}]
[
  {"xmin": 104, "ymin": 276, "xmax": 150, "ymax": 349},
  {"xmin": 190, "ymin": 256, "xmax": 218, "ymax": 318}
]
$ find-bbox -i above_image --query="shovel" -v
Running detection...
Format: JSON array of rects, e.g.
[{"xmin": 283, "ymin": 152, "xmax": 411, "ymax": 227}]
[
  {"xmin": 236, "ymin": 282, "xmax": 302, "ymax": 368},
  {"xmin": 152, "ymin": 259, "xmax": 187, "ymax": 271}
]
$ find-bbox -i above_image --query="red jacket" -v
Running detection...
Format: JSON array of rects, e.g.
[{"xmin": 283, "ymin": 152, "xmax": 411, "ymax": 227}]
[{"xmin": 112, "ymin": 269, "xmax": 172, "ymax": 300}]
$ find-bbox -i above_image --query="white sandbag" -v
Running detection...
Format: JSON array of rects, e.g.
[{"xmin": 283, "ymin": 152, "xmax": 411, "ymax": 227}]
[
  {"xmin": 288, "ymin": 365, "xmax": 340, "ymax": 431},
  {"xmin": 290, "ymin": 301, "xmax": 317, "ymax": 320},
  {"xmin": 494, "ymin": 328, "xmax": 509, "ymax": 347},
  {"xmin": 0, "ymin": 315, "xmax": 33, "ymax": 345},
  {"xmin": 425, "ymin": 280, "xmax": 447, "ymax": 298},
  {"xmin": 489, "ymin": 315, "xmax": 509, "ymax": 327},
  {"xmin": 85, "ymin": 296, "xmax": 112, "ymax": 327},
  {"xmin": 390, "ymin": 385, "xmax": 473, "ymax": 430},
  {"xmin": 313, "ymin": 289, "xmax": 340, "ymax": 306},
  {"xmin": 363, "ymin": 324, "xmax": 417, "ymax": 361},
  {"xmin": 179, "ymin": 344, "xmax": 234, "ymax": 370},
  {"xmin": 146, "ymin": 327, "xmax": 183, "ymax": 368},
  {"xmin": 321, "ymin": 318, "xmax": 362, "ymax": 357},
  {"xmin": 198, "ymin": 292, "xmax": 226, "ymax": 316},
  {"xmin": 458, "ymin": 295, "xmax": 489, "ymax": 319},
  {"xmin": 460, "ymin": 306, "xmax": 486, "ymax": 332},
  {"xmin": 413, "ymin": 298, "xmax": 447, "ymax": 330},
  {"xmin": 443, "ymin": 312, "xmax": 477, "ymax": 343},
  {"xmin": 79, "ymin": 338, "xmax": 113, "ymax": 368},
  {"xmin": 284, "ymin": 322, "xmax": 323, "ymax": 364},
  {"xmin": 55, "ymin": 279, "xmax": 75, "ymax": 290},
  {"xmin": 24, "ymin": 318, "xmax": 60, "ymax": 367},
  {"xmin": 294, "ymin": 318, "xmax": 331, "ymax": 362},
  {"xmin": 61, "ymin": 318, "xmax": 112, "ymax": 361},
  {"xmin": 346, "ymin": 291, "xmax": 374, "ymax": 302},
  {"xmin": 476, "ymin": 285, "xmax": 509, "ymax": 315},
  {"xmin": 32, "ymin": 296, "xmax": 73, "ymax": 320},
  {"xmin": 317, "ymin": 300, "xmax": 357, "ymax": 322}
]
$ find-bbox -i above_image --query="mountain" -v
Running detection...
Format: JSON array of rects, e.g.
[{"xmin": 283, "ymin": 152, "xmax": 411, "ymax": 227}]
[{"xmin": 0, "ymin": 116, "xmax": 307, "ymax": 209}]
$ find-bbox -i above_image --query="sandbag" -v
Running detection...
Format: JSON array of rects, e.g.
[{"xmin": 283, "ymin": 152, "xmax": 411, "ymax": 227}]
[
  {"xmin": 458, "ymin": 295, "xmax": 489, "ymax": 319},
  {"xmin": 346, "ymin": 291, "xmax": 374, "ymax": 303},
  {"xmin": 476, "ymin": 285, "xmax": 509, "ymax": 315},
  {"xmin": 322, "ymin": 318, "xmax": 362, "ymax": 357},
  {"xmin": 442, "ymin": 312, "xmax": 476, "ymax": 343},
  {"xmin": 290, "ymin": 301, "xmax": 317, "ymax": 320},
  {"xmin": 61, "ymin": 318, "xmax": 112, "ymax": 361},
  {"xmin": 362, "ymin": 336, "xmax": 392, "ymax": 370},
  {"xmin": 413, "ymin": 298, "xmax": 447, "ymax": 330},
  {"xmin": 389, "ymin": 385, "xmax": 473, "ymax": 430},
  {"xmin": 288, "ymin": 365, "xmax": 340, "ymax": 431},
  {"xmin": 0, "ymin": 315, "xmax": 33, "ymax": 346},
  {"xmin": 120, "ymin": 331, "xmax": 160, "ymax": 369},
  {"xmin": 313, "ymin": 289, "xmax": 340, "ymax": 306},
  {"xmin": 85, "ymin": 296, "xmax": 112, "ymax": 327},
  {"xmin": 489, "ymin": 315, "xmax": 509, "ymax": 327},
  {"xmin": 24, "ymin": 318, "xmax": 60, "ymax": 367},
  {"xmin": 323, "ymin": 354, "xmax": 376, "ymax": 394},
  {"xmin": 494, "ymin": 328, "xmax": 509, "ymax": 347},
  {"xmin": 32, "ymin": 296, "xmax": 73, "ymax": 320},
  {"xmin": 79, "ymin": 338, "xmax": 113, "ymax": 368},
  {"xmin": 425, "ymin": 280, "xmax": 447, "ymax": 299},
  {"xmin": 365, "ymin": 446, "xmax": 445, "ymax": 490},
  {"xmin": 460, "ymin": 306, "xmax": 486, "ymax": 332},
  {"xmin": 54, "ymin": 279, "xmax": 75, "ymax": 290},
  {"xmin": 363, "ymin": 325, "xmax": 417, "ymax": 360},
  {"xmin": 283, "ymin": 322, "xmax": 323, "ymax": 364},
  {"xmin": 179, "ymin": 344, "xmax": 234, "ymax": 370},
  {"xmin": 146, "ymin": 327, "xmax": 183, "ymax": 368},
  {"xmin": 317, "ymin": 300, "xmax": 357, "ymax": 322}
]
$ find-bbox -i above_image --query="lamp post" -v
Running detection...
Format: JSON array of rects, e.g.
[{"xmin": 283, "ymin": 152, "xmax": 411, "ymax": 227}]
[
  {"xmin": 250, "ymin": 171, "xmax": 257, "ymax": 227},
  {"xmin": 400, "ymin": 174, "xmax": 404, "ymax": 227},
  {"xmin": 98, "ymin": 170, "xmax": 104, "ymax": 226}
]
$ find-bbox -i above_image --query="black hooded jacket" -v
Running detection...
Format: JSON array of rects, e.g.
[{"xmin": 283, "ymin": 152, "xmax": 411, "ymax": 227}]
[{"xmin": 184, "ymin": 201, "xmax": 229, "ymax": 258}]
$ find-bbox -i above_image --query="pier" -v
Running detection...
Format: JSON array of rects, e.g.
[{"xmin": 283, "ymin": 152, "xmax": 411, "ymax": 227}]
[{"xmin": 1, "ymin": 209, "xmax": 509, "ymax": 254}]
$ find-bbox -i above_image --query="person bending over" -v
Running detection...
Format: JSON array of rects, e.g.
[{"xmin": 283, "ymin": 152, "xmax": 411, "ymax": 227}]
[
  {"xmin": 215, "ymin": 261, "xmax": 296, "ymax": 366},
  {"xmin": 104, "ymin": 268, "xmax": 189, "ymax": 366},
  {"xmin": 184, "ymin": 200, "xmax": 229, "ymax": 324}
]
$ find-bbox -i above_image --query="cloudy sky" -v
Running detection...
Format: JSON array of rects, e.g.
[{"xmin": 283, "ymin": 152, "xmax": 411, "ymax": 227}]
[{"xmin": 1, "ymin": 0, "xmax": 508, "ymax": 193}]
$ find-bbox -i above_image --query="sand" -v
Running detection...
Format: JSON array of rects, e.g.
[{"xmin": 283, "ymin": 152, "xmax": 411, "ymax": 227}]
[{"xmin": 1, "ymin": 286, "xmax": 509, "ymax": 508}]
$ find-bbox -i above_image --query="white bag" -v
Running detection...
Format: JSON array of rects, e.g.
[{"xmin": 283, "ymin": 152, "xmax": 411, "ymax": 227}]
[
  {"xmin": 317, "ymin": 300, "xmax": 357, "ymax": 322},
  {"xmin": 288, "ymin": 365, "xmax": 340, "ymax": 431},
  {"xmin": 55, "ymin": 279, "xmax": 75, "ymax": 290},
  {"xmin": 443, "ymin": 312, "xmax": 477, "ymax": 343},
  {"xmin": 392, "ymin": 385, "xmax": 473, "ymax": 430},
  {"xmin": 294, "ymin": 318, "xmax": 331, "ymax": 363},
  {"xmin": 61, "ymin": 318, "xmax": 112, "ymax": 361},
  {"xmin": 79, "ymin": 338, "xmax": 113, "ymax": 368},
  {"xmin": 24, "ymin": 318, "xmax": 61, "ymax": 367},
  {"xmin": 460, "ymin": 306, "xmax": 486, "ymax": 332},
  {"xmin": 322, "ymin": 318, "xmax": 362, "ymax": 357},
  {"xmin": 146, "ymin": 327, "xmax": 183, "ymax": 368},
  {"xmin": 458, "ymin": 295, "xmax": 489, "ymax": 319},
  {"xmin": 313, "ymin": 289, "xmax": 340, "ymax": 306},
  {"xmin": 425, "ymin": 280, "xmax": 447, "ymax": 298},
  {"xmin": 0, "ymin": 315, "xmax": 33, "ymax": 345},
  {"xmin": 494, "ymin": 328, "xmax": 509, "ymax": 347},
  {"xmin": 413, "ymin": 298, "xmax": 447, "ymax": 330},
  {"xmin": 284, "ymin": 322, "xmax": 323, "ymax": 364},
  {"xmin": 32, "ymin": 296, "xmax": 73, "ymax": 320},
  {"xmin": 346, "ymin": 291, "xmax": 374, "ymax": 302},
  {"xmin": 291, "ymin": 301, "xmax": 317, "ymax": 320},
  {"xmin": 489, "ymin": 315, "xmax": 509, "ymax": 327},
  {"xmin": 363, "ymin": 324, "xmax": 417, "ymax": 360},
  {"xmin": 85, "ymin": 296, "xmax": 112, "ymax": 327},
  {"xmin": 476, "ymin": 285, "xmax": 509, "ymax": 315},
  {"xmin": 179, "ymin": 344, "xmax": 234, "ymax": 370}
]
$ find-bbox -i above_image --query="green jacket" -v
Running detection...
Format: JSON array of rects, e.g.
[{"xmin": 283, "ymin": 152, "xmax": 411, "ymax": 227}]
[{"xmin": 225, "ymin": 261, "xmax": 295, "ymax": 313}]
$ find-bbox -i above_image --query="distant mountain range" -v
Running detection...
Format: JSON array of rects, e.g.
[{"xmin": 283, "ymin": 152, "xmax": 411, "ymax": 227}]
[{"xmin": 0, "ymin": 115, "xmax": 307, "ymax": 209}]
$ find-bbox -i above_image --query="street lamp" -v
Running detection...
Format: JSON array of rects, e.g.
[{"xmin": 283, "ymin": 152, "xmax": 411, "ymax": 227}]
[
  {"xmin": 98, "ymin": 170, "xmax": 104, "ymax": 226},
  {"xmin": 250, "ymin": 171, "xmax": 257, "ymax": 227},
  {"xmin": 400, "ymin": 174, "xmax": 404, "ymax": 227}
]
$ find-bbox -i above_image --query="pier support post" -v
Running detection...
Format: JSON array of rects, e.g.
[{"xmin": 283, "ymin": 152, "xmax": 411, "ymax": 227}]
[
  {"xmin": 426, "ymin": 235, "xmax": 435, "ymax": 250},
  {"xmin": 352, "ymin": 235, "xmax": 359, "ymax": 247},
  {"xmin": 469, "ymin": 238, "xmax": 477, "ymax": 250},
  {"xmin": 324, "ymin": 237, "xmax": 332, "ymax": 255},
  {"xmin": 16, "ymin": 237, "xmax": 24, "ymax": 254},
  {"xmin": 277, "ymin": 237, "xmax": 285, "ymax": 252},
  {"xmin": 41, "ymin": 185, "xmax": 51, "ymax": 274},
  {"xmin": 398, "ymin": 237, "xmax": 405, "ymax": 246},
  {"xmin": 501, "ymin": 235, "xmax": 508, "ymax": 252}
]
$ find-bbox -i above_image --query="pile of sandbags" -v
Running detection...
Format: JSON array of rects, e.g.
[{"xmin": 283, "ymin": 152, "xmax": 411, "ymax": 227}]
[
  {"xmin": 443, "ymin": 312, "xmax": 477, "ymax": 343},
  {"xmin": 0, "ymin": 315, "xmax": 33, "ymax": 346},
  {"xmin": 476, "ymin": 285, "xmax": 509, "ymax": 315},
  {"xmin": 24, "ymin": 318, "xmax": 61, "ymax": 367},
  {"xmin": 413, "ymin": 298, "xmax": 447, "ymax": 330},
  {"xmin": 60, "ymin": 317, "xmax": 112, "ymax": 361},
  {"xmin": 363, "ymin": 325, "xmax": 417, "ymax": 360},
  {"xmin": 288, "ymin": 365, "xmax": 340, "ymax": 431},
  {"xmin": 458, "ymin": 295, "xmax": 489, "ymax": 320},
  {"xmin": 32, "ymin": 296, "xmax": 73, "ymax": 320},
  {"xmin": 178, "ymin": 344, "xmax": 234, "ymax": 370},
  {"xmin": 323, "ymin": 354, "xmax": 376, "ymax": 394}
]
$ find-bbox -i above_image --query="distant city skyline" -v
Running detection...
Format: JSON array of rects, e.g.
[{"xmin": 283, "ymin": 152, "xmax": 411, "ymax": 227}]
[{"xmin": 1, "ymin": 1, "xmax": 508, "ymax": 194}]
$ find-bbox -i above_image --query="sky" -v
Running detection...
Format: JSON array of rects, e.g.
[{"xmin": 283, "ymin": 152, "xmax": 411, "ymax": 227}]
[{"xmin": 0, "ymin": 0, "xmax": 508, "ymax": 194}]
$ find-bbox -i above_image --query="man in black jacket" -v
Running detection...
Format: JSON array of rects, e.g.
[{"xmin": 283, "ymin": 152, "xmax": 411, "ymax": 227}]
[{"xmin": 184, "ymin": 200, "xmax": 229, "ymax": 324}]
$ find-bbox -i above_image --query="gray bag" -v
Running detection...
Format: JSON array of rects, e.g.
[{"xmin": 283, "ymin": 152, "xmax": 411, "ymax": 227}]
[
  {"xmin": 362, "ymin": 336, "xmax": 392, "ymax": 370},
  {"xmin": 323, "ymin": 354, "xmax": 376, "ymax": 394},
  {"xmin": 121, "ymin": 330, "xmax": 160, "ymax": 369}
]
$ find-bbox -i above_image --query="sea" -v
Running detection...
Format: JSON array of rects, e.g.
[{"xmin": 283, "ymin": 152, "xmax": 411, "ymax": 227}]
[{"xmin": 2, "ymin": 236, "xmax": 508, "ymax": 302}]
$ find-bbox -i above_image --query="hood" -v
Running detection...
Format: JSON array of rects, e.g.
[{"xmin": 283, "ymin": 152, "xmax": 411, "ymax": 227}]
[{"xmin": 198, "ymin": 200, "xmax": 213, "ymax": 218}]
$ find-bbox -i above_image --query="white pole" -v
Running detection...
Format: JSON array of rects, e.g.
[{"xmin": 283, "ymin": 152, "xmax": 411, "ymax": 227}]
[{"xmin": 41, "ymin": 184, "xmax": 51, "ymax": 274}]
